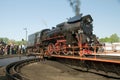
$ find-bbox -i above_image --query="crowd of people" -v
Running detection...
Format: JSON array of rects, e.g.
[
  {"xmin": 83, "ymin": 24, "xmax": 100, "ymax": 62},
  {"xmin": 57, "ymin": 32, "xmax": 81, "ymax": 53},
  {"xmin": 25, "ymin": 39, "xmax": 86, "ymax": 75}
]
[{"xmin": 0, "ymin": 41, "xmax": 26, "ymax": 55}]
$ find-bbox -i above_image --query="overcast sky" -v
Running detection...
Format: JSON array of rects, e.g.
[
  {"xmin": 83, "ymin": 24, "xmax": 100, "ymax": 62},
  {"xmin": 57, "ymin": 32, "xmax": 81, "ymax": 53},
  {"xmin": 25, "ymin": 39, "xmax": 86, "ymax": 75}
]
[{"xmin": 0, "ymin": 0, "xmax": 120, "ymax": 41}]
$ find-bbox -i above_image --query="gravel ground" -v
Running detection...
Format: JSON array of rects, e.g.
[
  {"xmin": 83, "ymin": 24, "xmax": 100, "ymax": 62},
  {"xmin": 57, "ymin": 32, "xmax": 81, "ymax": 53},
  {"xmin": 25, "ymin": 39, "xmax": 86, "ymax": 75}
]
[
  {"xmin": 0, "ymin": 67, "xmax": 6, "ymax": 80},
  {"xmin": 21, "ymin": 60, "xmax": 118, "ymax": 80}
]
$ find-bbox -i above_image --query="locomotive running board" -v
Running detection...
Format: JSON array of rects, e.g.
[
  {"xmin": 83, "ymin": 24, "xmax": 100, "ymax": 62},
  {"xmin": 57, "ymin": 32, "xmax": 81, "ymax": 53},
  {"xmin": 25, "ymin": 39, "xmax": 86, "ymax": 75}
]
[{"xmin": 51, "ymin": 55, "xmax": 120, "ymax": 79}]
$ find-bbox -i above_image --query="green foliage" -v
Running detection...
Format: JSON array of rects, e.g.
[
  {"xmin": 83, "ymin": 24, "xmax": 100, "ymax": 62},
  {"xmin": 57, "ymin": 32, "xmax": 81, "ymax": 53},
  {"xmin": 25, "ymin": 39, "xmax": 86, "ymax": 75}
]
[
  {"xmin": 99, "ymin": 33, "xmax": 120, "ymax": 43},
  {"xmin": 0, "ymin": 37, "xmax": 9, "ymax": 44},
  {"xmin": 110, "ymin": 34, "xmax": 119, "ymax": 43},
  {"xmin": 0, "ymin": 37, "xmax": 27, "ymax": 45}
]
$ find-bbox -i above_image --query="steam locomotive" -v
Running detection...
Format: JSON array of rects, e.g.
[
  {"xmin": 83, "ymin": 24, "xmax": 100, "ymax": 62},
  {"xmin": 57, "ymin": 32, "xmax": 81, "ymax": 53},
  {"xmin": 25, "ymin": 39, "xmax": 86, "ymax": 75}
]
[{"xmin": 27, "ymin": 14, "xmax": 101, "ymax": 57}]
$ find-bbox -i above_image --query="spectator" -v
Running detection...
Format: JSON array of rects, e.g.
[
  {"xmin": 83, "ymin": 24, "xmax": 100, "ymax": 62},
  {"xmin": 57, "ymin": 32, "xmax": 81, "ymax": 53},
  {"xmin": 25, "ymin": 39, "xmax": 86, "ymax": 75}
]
[{"xmin": 7, "ymin": 45, "xmax": 10, "ymax": 55}]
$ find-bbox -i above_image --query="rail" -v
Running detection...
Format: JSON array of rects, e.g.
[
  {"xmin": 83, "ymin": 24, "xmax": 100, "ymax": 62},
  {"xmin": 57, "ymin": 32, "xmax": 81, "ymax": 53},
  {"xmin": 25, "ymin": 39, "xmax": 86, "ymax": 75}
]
[{"xmin": 5, "ymin": 58, "xmax": 40, "ymax": 80}]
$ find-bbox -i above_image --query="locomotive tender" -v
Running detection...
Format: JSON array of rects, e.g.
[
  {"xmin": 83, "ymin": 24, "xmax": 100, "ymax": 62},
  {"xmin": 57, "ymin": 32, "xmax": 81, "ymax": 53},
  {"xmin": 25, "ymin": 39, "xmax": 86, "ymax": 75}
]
[{"xmin": 27, "ymin": 14, "xmax": 101, "ymax": 56}]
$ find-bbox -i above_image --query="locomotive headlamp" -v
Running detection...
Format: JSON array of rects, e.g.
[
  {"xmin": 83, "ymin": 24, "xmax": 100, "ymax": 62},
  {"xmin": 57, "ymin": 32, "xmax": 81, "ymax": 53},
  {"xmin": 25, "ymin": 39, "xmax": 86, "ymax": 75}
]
[
  {"xmin": 87, "ymin": 18, "xmax": 91, "ymax": 23},
  {"xmin": 78, "ymin": 30, "xmax": 83, "ymax": 34},
  {"xmin": 68, "ymin": 44, "xmax": 71, "ymax": 47},
  {"xmin": 87, "ymin": 37, "xmax": 90, "ymax": 42}
]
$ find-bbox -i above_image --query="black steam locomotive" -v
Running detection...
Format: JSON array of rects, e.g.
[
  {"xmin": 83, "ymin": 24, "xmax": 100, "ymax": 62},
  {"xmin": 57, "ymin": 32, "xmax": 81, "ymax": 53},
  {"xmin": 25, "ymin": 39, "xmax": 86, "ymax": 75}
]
[{"xmin": 27, "ymin": 14, "xmax": 101, "ymax": 56}]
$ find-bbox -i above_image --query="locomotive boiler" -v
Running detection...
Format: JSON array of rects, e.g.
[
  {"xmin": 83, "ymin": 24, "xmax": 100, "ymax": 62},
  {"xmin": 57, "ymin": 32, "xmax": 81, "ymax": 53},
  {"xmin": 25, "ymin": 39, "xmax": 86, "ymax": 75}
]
[{"xmin": 27, "ymin": 14, "xmax": 101, "ymax": 56}]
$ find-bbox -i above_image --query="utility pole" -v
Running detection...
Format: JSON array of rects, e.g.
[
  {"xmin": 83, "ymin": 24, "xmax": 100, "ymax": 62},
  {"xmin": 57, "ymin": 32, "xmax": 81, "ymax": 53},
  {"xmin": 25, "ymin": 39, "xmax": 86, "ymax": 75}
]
[
  {"xmin": 23, "ymin": 28, "xmax": 27, "ymax": 54},
  {"xmin": 24, "ymin": 28, "xmax": 27, "ymax": 42}
]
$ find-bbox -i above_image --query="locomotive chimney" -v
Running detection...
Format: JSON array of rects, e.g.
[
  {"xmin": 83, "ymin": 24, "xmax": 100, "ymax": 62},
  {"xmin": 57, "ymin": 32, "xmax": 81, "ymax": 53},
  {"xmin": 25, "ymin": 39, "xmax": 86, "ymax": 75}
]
[{"xmin": 52, "ymin": 27, "xmax": 55, "ymax": 29}]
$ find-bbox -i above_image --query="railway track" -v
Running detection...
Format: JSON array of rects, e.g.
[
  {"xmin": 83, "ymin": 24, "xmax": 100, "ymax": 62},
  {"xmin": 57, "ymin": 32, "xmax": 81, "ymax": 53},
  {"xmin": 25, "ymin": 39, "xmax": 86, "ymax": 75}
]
[
  {"xmin": 5, "ymin": 58, "xmax": 40, "ymax": 80},
  {"xmin": 5, "ymin": 54, "xmax": 120, "ymax": 80}
]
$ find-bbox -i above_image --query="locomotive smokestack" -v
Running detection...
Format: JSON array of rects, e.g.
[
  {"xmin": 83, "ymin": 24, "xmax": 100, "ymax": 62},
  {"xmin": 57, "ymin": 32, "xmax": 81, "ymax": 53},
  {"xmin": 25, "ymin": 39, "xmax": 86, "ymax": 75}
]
[{"xmin": 68, "ymin": 0, "xmax": 80, "ymax": 16}]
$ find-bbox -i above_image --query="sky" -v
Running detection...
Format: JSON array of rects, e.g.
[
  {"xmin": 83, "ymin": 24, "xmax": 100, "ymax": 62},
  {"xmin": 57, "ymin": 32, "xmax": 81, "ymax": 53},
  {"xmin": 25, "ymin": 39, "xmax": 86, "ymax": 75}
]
[{"xmin": 0, "ymin": 0, "xmax": 120, "ymax": 41}]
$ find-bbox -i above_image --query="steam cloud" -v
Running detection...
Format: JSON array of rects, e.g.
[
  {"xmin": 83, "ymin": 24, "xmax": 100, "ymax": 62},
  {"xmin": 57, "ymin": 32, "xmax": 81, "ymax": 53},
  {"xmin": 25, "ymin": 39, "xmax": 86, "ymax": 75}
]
[{"xmin": 68, "ymin": 0, "xmax": 81, "ymax": 16}]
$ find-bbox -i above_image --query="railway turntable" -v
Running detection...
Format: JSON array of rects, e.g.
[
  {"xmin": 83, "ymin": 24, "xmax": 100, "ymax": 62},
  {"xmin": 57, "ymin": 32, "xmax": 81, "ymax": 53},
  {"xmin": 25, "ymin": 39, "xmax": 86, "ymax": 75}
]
[{"xmin": 50, "ymin": 52, "xmax": 120, "ymax": 79}]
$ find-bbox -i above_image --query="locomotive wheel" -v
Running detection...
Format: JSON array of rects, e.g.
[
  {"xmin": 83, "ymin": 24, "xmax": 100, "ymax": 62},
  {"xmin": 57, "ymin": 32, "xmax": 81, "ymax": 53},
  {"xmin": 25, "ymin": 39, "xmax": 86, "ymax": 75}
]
[
  {"xmin": 48, "ymin": 43, "xmax": 55, "ymax": 55},
  {"xmin": 53, "ymin": 51, "xmax": 57, "ymax": 55},
  {"xmin": 67, "ymin": 51, "xmax": 73, "ymax": 55},
  {"xmin": 63, "ymin": 50, "xmax": 72, "ymax": 55},
  {"xmin": 57, "ymin": 51, "xmax": 61, "ymax": 55}
]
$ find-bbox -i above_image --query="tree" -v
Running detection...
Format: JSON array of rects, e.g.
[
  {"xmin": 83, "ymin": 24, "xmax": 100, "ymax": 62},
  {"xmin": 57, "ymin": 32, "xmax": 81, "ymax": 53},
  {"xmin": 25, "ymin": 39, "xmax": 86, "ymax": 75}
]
[
  {"xmin": 99, "ymin": 37, "xmax": 110, "ymax": 42},
  {"xmin": 110, "ymin": 33, "xmax": 119, "ymax": 43},
  {"xmin": 0, "ymin": 37, "xmax": 25, "ymax": 45},
  {"xmin": 0, "ymin": 37, "xmax": 9, "ymax": 44},
  {"xmin": 99, "ymin": 33, "xmax": 120, "ymax": 43}
]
